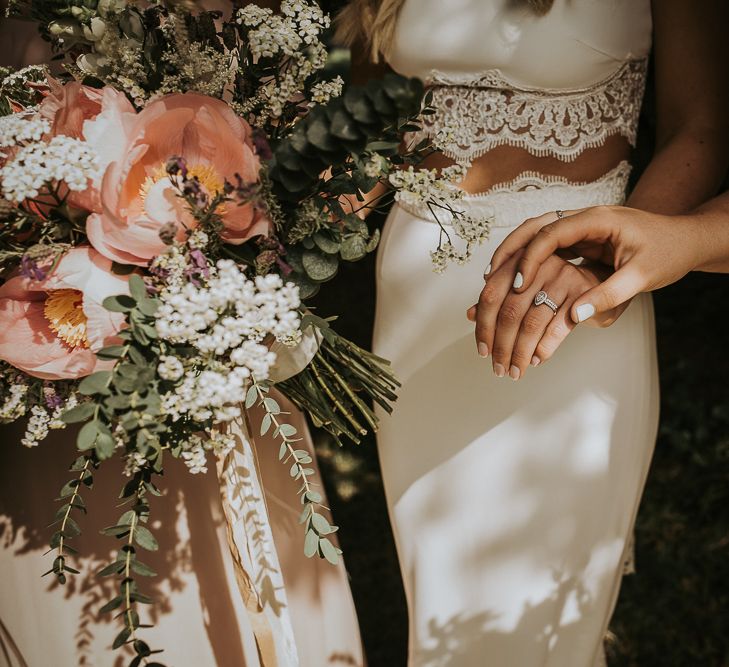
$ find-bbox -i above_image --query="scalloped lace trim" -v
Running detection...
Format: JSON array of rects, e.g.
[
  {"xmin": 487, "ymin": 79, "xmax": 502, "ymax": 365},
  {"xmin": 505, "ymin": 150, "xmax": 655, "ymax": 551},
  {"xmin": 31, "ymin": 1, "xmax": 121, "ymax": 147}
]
[
  {"xmin": 396, "ymin": 161, "xmax": 631, "ymax": 229},
  {"xmin": 484, "ymin": 160, "xmax": 632, "ymax": 198},
  {"xmin": 408, "ymin": 59, "xmax": 648, "ymax": 164}
]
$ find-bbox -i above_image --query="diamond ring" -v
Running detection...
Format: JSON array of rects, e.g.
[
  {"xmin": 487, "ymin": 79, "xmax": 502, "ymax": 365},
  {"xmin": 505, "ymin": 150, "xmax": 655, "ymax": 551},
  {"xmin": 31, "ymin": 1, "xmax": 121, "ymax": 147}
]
[
  {"xmin": 555, "ymin": 209, "xmax": 565, "ymax": 220},
  {"xmin": 534, "ymin": 290, "xmax": 559, "ymax": 314}
]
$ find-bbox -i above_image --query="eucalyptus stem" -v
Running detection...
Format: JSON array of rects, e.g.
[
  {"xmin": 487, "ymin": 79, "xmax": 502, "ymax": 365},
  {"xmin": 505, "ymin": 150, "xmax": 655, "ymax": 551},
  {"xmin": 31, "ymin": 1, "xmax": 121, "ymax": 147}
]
[
  {"xmin": 249, "ymin": 378, "xmax": 342, "ymax": 564},
  {"xmin": 56, "ymin": 457, "xmax": 91, "ymax": 571}
]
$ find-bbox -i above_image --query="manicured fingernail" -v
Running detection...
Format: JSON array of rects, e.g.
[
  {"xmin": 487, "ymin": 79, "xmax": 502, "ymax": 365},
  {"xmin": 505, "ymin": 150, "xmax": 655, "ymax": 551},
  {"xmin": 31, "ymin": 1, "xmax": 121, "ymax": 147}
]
[
  {"xmin": 477, "ymin": 342, "xmax": 489, "ymax": 358},
  {"xmin": 509, "ymin": 365, "xmax": 520, "ymax": 380},
  {"xmin": 483, "ymin": 263, "xmax": 491, "ymax": 279},
  {"xmin": 493, "ymin": 363, "xmax": 505, "ymax": 377},
  {"xmin": 575, "ymin": 303, "xmax": 595, "ymax": 322},
  {"xmin": 531, "ymin": 356, "xmax": 541, "ymax": 367},
  {"xmin": 513, "ymin": 272, "xmax": 524, "ymax": 289}
]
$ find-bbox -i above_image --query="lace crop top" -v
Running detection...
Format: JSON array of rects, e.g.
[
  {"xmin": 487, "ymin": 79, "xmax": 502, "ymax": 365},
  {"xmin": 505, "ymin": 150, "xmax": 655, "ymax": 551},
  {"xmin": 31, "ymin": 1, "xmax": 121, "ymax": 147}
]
[{"xmin": 387, "ymin": 0, "xmax": 653, "ymax": 165}]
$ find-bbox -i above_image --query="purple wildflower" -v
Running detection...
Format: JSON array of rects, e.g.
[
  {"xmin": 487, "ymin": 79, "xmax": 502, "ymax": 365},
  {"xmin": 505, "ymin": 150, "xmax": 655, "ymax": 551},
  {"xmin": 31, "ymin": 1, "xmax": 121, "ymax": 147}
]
[{"xmin": 20, "ymin": 255, "xmax": 47, "ymax": 281}]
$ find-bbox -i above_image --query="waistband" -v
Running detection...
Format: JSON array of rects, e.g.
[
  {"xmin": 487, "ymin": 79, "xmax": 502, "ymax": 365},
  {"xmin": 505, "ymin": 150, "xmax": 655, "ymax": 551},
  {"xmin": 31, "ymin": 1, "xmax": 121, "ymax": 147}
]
[{"xmin": 396, "ymin": 161, "xmax": 631, "ymax": 229}]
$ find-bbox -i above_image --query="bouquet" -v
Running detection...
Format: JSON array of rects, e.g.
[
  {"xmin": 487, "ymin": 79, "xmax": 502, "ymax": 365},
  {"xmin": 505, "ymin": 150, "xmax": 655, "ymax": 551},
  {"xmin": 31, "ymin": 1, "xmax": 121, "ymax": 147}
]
[
  {"xmin": 0, "ymin": 1, "xmax": 492, "ymax": 662},
  {"xmin": 0, "ymin": 0, "xmax": 423, "ymax": 660}
]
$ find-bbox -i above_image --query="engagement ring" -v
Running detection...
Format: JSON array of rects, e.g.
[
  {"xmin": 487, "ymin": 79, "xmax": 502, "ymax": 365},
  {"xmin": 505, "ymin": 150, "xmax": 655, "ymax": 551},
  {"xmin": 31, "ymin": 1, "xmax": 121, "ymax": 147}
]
[{"xmin": 534, "ymin": 290, "xmax": 559, "ymax": 314}]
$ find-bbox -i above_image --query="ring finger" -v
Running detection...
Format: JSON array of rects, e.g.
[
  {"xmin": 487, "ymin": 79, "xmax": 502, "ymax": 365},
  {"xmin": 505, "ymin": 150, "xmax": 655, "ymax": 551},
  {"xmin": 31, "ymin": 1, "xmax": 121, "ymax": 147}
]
[
  {"xmin": 533, "ymin": 291, "xmax": 578, "ymax": 365},
  {"xmin": 508, "ymin": 282, "xmax": 570, "ymax": 379}
]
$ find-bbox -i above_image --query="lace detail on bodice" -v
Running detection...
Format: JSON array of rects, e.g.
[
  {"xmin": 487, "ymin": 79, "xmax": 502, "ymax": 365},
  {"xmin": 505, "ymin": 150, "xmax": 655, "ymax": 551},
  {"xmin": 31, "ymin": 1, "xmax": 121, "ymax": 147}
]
[{"xmin": 409, "ymin": 59, "xmax": 648, "ymax": 164}]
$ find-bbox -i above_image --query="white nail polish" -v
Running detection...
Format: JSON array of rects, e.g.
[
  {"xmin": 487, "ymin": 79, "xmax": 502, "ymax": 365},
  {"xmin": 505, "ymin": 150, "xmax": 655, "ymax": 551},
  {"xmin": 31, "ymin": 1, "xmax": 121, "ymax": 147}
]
[
  {"xmin": 484, "ymin": 263, "xmax": 492, "ymax": 275},
  {"xmin": 575, "ymin": 303, "xmax": 595, "ymax": 322},
  {"xmin": 513, "ymin": 272, "xmax": 524, "ymax": 289}
]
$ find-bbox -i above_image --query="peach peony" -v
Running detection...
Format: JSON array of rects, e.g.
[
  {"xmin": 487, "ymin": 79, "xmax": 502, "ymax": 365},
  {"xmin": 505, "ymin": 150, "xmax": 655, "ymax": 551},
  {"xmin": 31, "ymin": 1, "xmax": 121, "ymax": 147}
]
[
  {"xmin": 40, "ymin": 79, "xmax": 104, "ymax": 140},
  {"xmin": 0, "ymin": 247, "xmax": 130, "ymax": 380},
  {"xmin": 85, "ymin": 93, "xmax": 270, "ymax": 266},
  {"xmin": 37, "ymin": 81, "xmax": 136, "ymax": 214}
]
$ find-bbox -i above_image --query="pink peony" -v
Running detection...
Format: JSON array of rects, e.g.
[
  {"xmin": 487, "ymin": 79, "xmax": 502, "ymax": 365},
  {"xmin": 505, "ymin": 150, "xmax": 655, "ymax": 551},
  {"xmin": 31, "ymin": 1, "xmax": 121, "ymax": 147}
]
[
  {"xmin": 85, "ymin": 93, "xmax": 270, "ymax": 266},
  {"xmin": 38, "ymin": 81, "xmax": 136, "ymax": 214},
  {"xmin": 40, "ymin": 78, "xmax": 105, "ymax": 140},
  {"xmin": 0, "ymin": 247, "xmax": 130, "ymax": 380}
]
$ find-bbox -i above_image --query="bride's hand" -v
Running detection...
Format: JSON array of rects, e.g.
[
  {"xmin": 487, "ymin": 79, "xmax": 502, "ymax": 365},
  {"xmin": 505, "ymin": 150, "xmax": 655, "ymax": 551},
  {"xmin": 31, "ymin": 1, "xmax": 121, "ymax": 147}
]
[{"xmin": 466, "ymin": 253, "xmax": 623, "ymax": 380}]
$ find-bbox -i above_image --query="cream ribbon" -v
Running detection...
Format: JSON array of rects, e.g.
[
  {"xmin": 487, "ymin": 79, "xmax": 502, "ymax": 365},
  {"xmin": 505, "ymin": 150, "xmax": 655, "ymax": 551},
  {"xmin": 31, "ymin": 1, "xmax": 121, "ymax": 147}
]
[{"xmin": 217, "ymin": 415, "xmax": 300, "ymax": 667}]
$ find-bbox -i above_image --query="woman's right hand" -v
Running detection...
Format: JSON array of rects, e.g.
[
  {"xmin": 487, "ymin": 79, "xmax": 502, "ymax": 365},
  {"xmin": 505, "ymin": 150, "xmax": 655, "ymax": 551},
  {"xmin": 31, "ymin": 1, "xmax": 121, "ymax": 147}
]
[{"xmin": 487, "ymin": 205, "xmax": 705, "ymax": 322}]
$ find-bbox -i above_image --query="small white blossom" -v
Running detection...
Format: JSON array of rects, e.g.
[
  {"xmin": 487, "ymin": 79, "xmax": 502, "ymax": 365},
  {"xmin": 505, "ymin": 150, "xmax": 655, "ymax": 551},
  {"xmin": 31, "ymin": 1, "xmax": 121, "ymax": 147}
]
[
  {"xmin": 1, "ymin": 65, "xmax": 48, "ymax": 90},
  {"xmin": 179, "ymin": 432, "xmax": 236, "ymax": 475},
  {"xmin": 181, "ymin": 441, "xmax": 208, "ymax": 474},
  {"xmin": 22, "ymin": 405, "xmax": 50, "ymax": 447},
  {"xmin": 0, "ymin": 382, "xmax": 29, "ymax": 421},
  {"xmin": 0, "ymin": 113, "xmax": 51, "ymax": 149},
  {"xmin": 124, "ymin": 451, "xmax": 147, "ymax": 477},
  {"xmin": 157, "ymin": 355, "xmax": 185, "ymax": 382},
  {"xmin": 310, "ymin": 76, "xmax": 344, "ymax": 105},
  {"xmin": 236, "ymin": 0, "xmax": 331, "ymax": 123},
  {"xmin": 390, "ymin": 164, "xmax": 491, "ymax": 272},
  {"xmin": 187, "ymin": 229, "xmax": 210, "ymax": 250},
  {"xmin": 0, "ymin": 135, "xmax": 101, "ymax": 202},
  {"xmin": 364, "ymin": 153, "xmax": 388, "ymax": 179}
]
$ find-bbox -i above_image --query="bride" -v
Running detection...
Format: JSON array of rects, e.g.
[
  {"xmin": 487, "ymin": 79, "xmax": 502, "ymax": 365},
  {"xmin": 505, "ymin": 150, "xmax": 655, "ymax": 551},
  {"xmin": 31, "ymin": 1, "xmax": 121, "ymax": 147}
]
[{"xmin": 338, "ymin": 0, "xmax": 728, "ymax": 665}]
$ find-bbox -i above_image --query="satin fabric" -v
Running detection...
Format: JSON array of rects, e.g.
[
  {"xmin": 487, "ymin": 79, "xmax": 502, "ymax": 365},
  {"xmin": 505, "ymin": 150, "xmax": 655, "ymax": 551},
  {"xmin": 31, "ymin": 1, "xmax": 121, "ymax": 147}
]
[
  {"xmin": 372, "ymin": 177, "xmax": 659, "ymax": 666},
  {"xmin": 389, "ymin": 0, "xmax": 652, "ymax": 88}
]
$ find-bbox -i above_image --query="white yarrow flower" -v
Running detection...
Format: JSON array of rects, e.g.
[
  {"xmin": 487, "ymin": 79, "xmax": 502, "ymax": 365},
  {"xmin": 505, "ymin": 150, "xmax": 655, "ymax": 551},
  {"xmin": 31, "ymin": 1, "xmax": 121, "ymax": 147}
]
[{"xmin": 0, "ymin": 135, "xmax": 101, "ymax": 202}]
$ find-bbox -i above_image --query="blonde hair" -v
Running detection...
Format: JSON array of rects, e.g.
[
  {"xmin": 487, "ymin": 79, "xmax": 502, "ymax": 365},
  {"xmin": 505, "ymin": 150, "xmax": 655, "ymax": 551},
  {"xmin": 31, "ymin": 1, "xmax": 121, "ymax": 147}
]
[{"xmin": 336, "ymin": 0, "xmax": 555, "ymax": 63}]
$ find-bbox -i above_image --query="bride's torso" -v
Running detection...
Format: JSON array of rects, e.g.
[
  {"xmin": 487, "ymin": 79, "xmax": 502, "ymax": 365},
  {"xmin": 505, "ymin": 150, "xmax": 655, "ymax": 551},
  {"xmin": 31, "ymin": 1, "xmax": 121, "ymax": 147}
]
[{"xmin": 387, "ymin": 0, "xmax": 653, "ymax": 193}]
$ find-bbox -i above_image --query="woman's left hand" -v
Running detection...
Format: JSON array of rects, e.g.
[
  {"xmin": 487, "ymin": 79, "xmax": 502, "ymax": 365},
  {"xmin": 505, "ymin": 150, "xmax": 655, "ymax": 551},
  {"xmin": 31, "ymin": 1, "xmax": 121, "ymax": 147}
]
[{"xmin": 466, "ymin": 253, "xmax": 626, "ymax": 380}]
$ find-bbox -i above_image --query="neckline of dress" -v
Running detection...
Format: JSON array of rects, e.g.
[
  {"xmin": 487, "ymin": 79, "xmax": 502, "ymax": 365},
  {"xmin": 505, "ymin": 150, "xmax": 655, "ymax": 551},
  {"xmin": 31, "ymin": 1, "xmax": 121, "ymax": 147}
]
[{"xmin": 424, "ymin": 57, "xmax": 647, "ymax": 95}]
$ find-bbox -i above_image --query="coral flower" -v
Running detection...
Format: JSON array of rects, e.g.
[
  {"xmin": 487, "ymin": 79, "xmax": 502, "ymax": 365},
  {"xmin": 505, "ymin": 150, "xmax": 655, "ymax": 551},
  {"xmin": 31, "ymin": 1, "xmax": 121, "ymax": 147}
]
[
  {"xmin": 40, "ymin": 78, "xmax": 105, "ymax": 140},
  {"xmin": 0, "ymin": 247, "xmax": 130, "ymax": 380},
  {"xmin": 85, "ymin": 93, "xmax": 270, "ymax": 266},
  {"xmin": 38, "ymin": 81, "xmax": 136, "ymax": 214}
]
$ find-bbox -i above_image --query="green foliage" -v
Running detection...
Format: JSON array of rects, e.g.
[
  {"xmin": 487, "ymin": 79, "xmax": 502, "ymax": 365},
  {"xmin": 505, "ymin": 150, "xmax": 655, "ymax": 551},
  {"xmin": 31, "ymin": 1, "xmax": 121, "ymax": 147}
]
[
  {"xmin": 250, "ymin": 378, "xmax": 343, "ymax": 565},
  {"xmin": 97, "ymin": 471, "xmax": 165, "ymax": 667},
  {"xmin": 278, "ymin": 314, "xmax": 400, "ymax": 447},
  {"xmin": 269, "ymin": 74, "xmax": 424, "ymax": 203},
  {"xmin": 44, "ymin": 454, "xmax": 96, "ymax": 585}
]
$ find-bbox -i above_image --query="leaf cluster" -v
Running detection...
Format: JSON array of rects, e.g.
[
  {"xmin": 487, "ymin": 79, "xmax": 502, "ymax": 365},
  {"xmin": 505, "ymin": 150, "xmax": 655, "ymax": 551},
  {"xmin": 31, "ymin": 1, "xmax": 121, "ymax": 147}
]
[{"xmin": 249, "ymin": 378, "xmax": 342, "ymax": 565}]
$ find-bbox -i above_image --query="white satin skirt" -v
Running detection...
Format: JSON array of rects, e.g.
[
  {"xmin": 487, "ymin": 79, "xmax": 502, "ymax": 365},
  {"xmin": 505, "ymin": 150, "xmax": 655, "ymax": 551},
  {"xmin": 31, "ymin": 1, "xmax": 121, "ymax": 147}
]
[{"xmin": 373, "ymin": 165, "xmax": 659, "ymax": 667}]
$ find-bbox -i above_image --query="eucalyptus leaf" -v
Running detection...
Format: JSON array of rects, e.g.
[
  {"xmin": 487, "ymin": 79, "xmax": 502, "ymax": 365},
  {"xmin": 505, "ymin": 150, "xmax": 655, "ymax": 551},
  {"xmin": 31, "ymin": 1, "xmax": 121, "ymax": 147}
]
[
  {"xmin": 304, "ymin": 529, "xmax": 319, "ymax": 558},
  {"xmin": 61, "ymin": 402, "xmax": 95, "ymax": 424},
  {"xmin": 130, "ymin": 560, "xmax": 157, "ymax": 577},
  {"xmin": 313, "ymin": 232, "xmax": 341, "ymax": 254},
  {"xmin": 77, "ymin": 421, "xmax": 100, "ymax": 452},
  {"xmin": 279, "ymin": 424, "xmax": 297, "ymax": 438},
  {"xmin": 302, "ymin": 249, "xmax": 338, "ymax": 282},
  {"xmin": 128, "ymin": 275, "xmax": 148, "ymax": 302},
  {"xmin": 78, "ymin": 371, "xmax": 112, "ymax": 396},
  {"xmin": 245, "ymin": 386, "xmax": 258, "ymax": 409},
  {"xmin": 103, "ymin": 294, "xmax": 136, "ymax": 312},
  {"xmin": 99, "ymin": 595, "xmax": 124, "ymax": 614},
  {"xmin": 318, "ymin": 537, "xmax": 340, "ymax": 565},
  {"xmin": 340, "ymin": 235, "xmax": 368, "ymax": 261},
  {"xmin": 134, "ymin": 526, "xmax": 159, "ymax": 551}
]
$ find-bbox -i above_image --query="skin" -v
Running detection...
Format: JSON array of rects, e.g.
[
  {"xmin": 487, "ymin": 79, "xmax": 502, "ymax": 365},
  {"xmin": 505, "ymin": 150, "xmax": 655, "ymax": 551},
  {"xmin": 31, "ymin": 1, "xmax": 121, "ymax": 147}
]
[
  {"xmin": 467, "ymin": 0, "xmax": 729, "ymax": 380},
  {"xmin": 482, "ymin": 193, "xmax": 729, "ymax": 324}
]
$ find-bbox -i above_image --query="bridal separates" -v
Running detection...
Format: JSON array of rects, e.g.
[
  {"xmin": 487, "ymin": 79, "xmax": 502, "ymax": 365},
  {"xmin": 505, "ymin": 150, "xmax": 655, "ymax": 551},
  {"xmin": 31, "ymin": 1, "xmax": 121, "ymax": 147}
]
[{"xmin": 375, "ymin": 1, "xmax": 658, "ymax": 665}]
